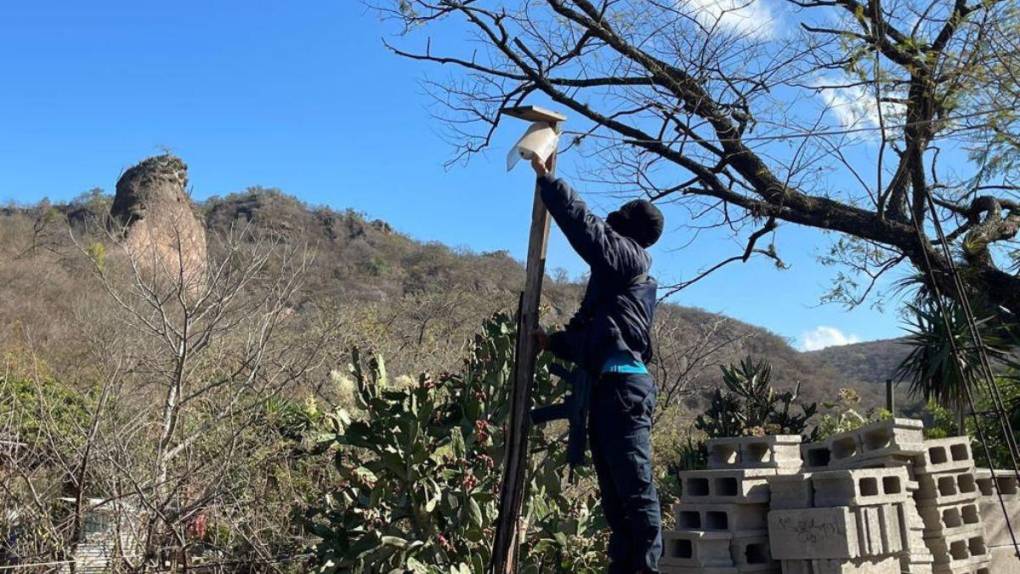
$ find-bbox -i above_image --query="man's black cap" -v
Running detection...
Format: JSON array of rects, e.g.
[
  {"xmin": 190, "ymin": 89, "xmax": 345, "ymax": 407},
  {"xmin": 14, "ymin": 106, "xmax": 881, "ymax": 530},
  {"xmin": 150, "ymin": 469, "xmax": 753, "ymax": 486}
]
[{"xmin": 608, "ymin": 199, "xmax": 664, "ymax": 248}]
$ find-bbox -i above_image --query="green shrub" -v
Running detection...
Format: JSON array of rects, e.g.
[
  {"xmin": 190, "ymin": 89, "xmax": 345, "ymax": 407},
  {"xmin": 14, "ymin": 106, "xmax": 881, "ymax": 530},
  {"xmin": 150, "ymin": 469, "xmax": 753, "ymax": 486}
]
[
  {"xmin": 307, "ymin": 313, "xmax": 606, "ymax": 573},
  {"xmin": 813, "ymin": 388, "xmax": 892, "ymax": 440},
  {"xmin": 694, "ymin": 357, "xmax": 817, "ymax": 439},
  {"xmin": 0, "ymin": 363, "xmax": 92, "ymax": 449}
]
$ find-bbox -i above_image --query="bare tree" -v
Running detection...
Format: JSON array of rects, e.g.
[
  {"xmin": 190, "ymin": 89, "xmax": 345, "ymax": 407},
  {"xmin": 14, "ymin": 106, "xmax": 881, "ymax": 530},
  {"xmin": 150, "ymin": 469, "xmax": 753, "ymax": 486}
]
[
  {"xmin": 70, "ymin": 221, "xmax": 329, "ymax": 571},
  {"xmin": 650, "ymin": 307, "xmax": 746, "ymax": 424},
  {"xmin": 376, "ymin": 0, "xmax": 1020, "ymax": 315}
]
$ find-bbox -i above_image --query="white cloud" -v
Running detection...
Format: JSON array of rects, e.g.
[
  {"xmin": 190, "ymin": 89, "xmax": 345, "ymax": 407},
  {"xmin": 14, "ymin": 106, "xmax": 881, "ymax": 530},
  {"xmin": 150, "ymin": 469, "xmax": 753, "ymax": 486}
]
[
  {"xmin": 685, "ymin": 0, "xmax": 777, "ymax": 39},
  {"xmin": 813, "ymin": 75, "xmax": 906, "ymax": 137},
  {"xmin": 800, "ymin": 326, "xmax": 861, "ymax": 351}
]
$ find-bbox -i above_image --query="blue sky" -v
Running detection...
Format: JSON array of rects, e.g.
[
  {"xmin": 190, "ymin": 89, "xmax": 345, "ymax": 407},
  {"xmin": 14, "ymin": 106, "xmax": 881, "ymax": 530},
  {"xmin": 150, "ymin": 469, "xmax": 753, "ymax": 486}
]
[{"xmin": 0, "ymin": 1, "xmax": 913, "ymax": 350}]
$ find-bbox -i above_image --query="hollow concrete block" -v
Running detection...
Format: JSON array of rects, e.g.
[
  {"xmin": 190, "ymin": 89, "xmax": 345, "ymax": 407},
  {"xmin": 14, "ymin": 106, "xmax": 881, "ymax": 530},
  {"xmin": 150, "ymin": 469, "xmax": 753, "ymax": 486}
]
[
  {"xmin": 769, "ymin": 507, "xmax": 860, "ymax": 559},
  {"xmin": 810, "ymin": 467, "xmax": 911, "ymax": 508},
  {"xmin": 768, "ymin": 503, "xmax": 903, "ymax": 559},
  {"xmin": 917, "ymin": 500, "xmax": 984, "ymax": 538},
  {"xmin": 779, "ymin": 557, "xmax": 901, "ymax": 574},
  {"xmin": 923, "ymin": 525, "xmax": 989, "ymax": 570},
  {"xmin": 660, "ymin": 529, "xmax": 733, "ymax": 568},
  {"xmin": 731, "ymin": 531, "xmax": 776, "ymax": 572},
  {"xmin": 802, "ymin": 442, "xmax": 838, "ymax": 471},
  {"xmin": 673, "ymin": 502, "xmax": 768, "ymax": 533},
  {"xmin": 856, "ymin": 417, "xmax": 925, "ymax": 454},
  {"xmin": 856, "ymin": 503, "xmax": 903, "ymax": 556},
  {"xmin": 678, "ymin": 468, "xmax": 775, "ymax": 504},
  {"xmin": 856, "ymin": 507, "xmax": 881, "ymax": 558},
  {"xmin": 916, "ymin": 469, "xmax": 981, "ymax": 506},
  {"xmin": 974, "ymin": 468, "xmax": 1020, "ymax": 498},
  {"xmin": 913, "ymin": 437, "xmax": 975, "ymax": 475},
  {"xmin": 801, "ymin": 419, "xmax": 925, "ymax": 471},
  {"xmin": 705, "ymin": 435, "xmax": 803, "ymax": 471}
]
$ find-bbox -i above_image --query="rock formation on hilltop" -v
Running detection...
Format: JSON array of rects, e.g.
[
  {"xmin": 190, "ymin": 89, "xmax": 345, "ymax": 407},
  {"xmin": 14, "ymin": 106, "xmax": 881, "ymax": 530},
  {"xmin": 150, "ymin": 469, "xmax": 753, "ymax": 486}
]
[{"xmin": 111, "ymin": 154, "xmax": 208, "ymax": 289}]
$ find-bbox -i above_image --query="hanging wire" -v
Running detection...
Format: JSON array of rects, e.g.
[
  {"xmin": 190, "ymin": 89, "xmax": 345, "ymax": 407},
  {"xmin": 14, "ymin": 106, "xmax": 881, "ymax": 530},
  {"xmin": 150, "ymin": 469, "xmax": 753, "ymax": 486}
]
[{"xmin": 905, "ymin": 187, "xmax": 1020, "ymax": 558}]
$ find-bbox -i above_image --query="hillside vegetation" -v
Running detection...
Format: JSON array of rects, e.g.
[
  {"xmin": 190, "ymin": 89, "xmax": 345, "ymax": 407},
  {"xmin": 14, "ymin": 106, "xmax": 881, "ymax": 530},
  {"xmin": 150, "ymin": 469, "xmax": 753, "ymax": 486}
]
[
  {"xmin": 0, "ymin": 168, "xmax": 902, "ymax": 570},
  {"xmin": 806, "ymin": 339, "xmax": 912, "ymax": 387},
  {"xmin": 1, "ymin": 185, "xmax": 894, "ymax": 410}
]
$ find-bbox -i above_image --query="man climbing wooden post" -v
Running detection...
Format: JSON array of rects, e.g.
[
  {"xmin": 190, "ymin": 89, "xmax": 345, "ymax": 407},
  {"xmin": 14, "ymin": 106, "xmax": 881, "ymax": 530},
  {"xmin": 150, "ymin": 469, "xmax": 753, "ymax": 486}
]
[
  {"xmin": 490, "ymin": 105, "xmax": 565, "ymax": 574},
  {"xmin": 492, "ymin": 104, "xmax": 667, "ymax": 574}
]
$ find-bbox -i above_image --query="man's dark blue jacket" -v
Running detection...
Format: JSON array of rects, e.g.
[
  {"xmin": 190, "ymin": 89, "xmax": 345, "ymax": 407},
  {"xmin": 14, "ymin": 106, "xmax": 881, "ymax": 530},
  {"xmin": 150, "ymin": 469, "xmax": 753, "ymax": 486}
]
[{"xmin": 537, "ymin": 174, "xmax": 658, "ymax": 375}]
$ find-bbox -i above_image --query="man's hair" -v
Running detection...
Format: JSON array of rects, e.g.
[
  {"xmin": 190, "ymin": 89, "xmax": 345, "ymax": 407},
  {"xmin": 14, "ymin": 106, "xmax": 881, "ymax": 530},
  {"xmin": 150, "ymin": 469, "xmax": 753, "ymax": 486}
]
[{"xmin": 607, "ymin": 199, "xmax": 664, "ymax": 248}]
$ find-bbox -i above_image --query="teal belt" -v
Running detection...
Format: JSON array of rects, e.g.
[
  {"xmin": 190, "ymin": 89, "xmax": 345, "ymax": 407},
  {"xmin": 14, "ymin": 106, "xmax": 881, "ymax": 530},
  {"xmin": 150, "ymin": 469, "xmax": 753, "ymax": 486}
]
[{"xmin": 601, "ymin": 351, "xmax": 648, "ymax": 374}]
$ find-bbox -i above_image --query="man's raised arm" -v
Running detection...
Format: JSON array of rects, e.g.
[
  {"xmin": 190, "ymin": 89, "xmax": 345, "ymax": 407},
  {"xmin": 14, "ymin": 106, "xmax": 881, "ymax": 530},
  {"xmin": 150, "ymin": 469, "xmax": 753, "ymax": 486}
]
[{"xmin": 530, "ymin": 156, "xmax": 620, "ymax": 275}]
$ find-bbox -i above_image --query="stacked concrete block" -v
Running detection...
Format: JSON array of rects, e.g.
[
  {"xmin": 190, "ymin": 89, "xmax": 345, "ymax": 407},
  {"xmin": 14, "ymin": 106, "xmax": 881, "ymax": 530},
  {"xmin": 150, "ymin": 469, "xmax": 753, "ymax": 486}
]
[
  {"xmin": 672, "ymin": 423, "xmax": 1015, "ymax": 574},
  {"xmin": 769, "ymin": 506, "xmax": 901, "ymax": 559},
  {"xmin": 912, "ymin": 437, "xmax": 992, "ymax": 573},
  {"xmin": 898, "ymin": 480, "xmax": 937, "ymax": 574},
  {"xmin": 678, "ymin": 468, "xmax": 775, "ymax": 504},
  {"xmin": 975, "ymin": 468, "xmax": 1020, "ymax": 572},
  {"xmin": 661, "ymin": 530, "xmax": 733, "ymax": 569},
  {"xmin": 990, "ymin": 546, "xmax": 1019, "ymax": 573},
  {"xmin": 706, "ymin": 435, "xmax": 804, "ymax": 471},
  {"xmin": 777, "ymin": 557, "xmax": 901, "ymax": 574},
  {"xmin": 800, "ymin": 418, "xmax": 925, "ymax": 471},
  {"xmin": 661, "ymin": 436, "xmax": 801, "ymax": 574},
  {"xmin": 675, "ymin": 502, "xmax": 769, "ymax": 532},
  {"xmin": 767, "ymin": 467, "xmax": 913, "ymax": 573},
  {"xmin": 796, "ymin": 419, "xmax": 937, "ymax": 572},
  {"xmin": 768, "ymin": 474, "xmax": 813, "ymax": 511},
  {"xmin": 922, "ymin": 527, "xmax": 990, "ymax": 573},
  {"xmin": 974, "ymin": 468, "xmax": 1020, "ymax": 547}
]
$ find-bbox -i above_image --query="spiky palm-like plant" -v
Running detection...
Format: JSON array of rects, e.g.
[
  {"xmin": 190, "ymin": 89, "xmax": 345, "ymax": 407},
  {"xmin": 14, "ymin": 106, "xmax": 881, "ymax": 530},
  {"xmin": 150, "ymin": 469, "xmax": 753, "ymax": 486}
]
[{"xmin": 896, "ymin": 296, "xmax": 1016, "ymax": 429}]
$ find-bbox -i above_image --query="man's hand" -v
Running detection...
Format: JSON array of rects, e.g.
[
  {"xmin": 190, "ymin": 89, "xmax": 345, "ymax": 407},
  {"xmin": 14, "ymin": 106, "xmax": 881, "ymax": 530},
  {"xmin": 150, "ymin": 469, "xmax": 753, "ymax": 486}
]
[
  {"xmin": 533, "ymin": 327, "xmax": 550, "ymax": 351},
  {"xmin": 530, "ymin": 153, "xmax": 553, "ymax": 178}
]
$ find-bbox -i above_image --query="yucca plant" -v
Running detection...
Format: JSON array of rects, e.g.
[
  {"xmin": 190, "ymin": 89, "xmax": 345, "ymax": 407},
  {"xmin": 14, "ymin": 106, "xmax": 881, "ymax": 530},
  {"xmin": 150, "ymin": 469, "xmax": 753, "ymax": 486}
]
[{"xmin": 895, "ymin": 296, "xmax": 1018, "ymax": 429}]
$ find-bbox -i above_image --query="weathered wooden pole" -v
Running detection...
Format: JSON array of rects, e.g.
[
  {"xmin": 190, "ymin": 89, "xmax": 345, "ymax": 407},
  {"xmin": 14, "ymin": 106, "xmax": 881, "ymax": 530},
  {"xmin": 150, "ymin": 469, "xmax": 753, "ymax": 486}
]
[
  {"xmin": 886, "ymin": 379, "xmax": 895, "ymax": 414},
  {"xmin": 490, "ymin": 105, "xmax": 566, "ymax": 574}
]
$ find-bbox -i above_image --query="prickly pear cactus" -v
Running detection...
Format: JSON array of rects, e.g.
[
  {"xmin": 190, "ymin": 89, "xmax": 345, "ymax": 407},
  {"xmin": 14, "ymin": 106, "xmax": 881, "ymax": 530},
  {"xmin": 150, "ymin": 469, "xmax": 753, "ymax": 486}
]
[{"xmin": 309, "ymin": 313, "xmax": 607, "ymax": 573}]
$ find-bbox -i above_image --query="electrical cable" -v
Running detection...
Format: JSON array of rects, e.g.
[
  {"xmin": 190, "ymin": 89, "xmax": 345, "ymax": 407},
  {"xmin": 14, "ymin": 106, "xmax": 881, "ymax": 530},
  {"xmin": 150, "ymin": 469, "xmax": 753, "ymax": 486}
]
[{"xmin": 905, "ymin": 188, "xmax": 1020, "ymax": 560}]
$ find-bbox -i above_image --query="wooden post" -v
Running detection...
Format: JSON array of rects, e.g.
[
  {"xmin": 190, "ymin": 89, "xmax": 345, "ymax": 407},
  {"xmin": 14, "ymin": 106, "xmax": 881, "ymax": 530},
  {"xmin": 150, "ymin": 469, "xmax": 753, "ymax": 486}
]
[
  {"xmin": 886, "ymin": 379, "xmax": 895, "ymax": 414},
  {"xmin": 490, "ymin": 106, "xmax": 565, "ymax": 574}
]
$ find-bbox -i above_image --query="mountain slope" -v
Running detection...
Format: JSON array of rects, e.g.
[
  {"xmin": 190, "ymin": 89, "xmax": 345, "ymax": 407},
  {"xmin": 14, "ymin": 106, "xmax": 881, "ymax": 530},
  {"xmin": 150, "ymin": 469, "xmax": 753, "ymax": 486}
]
[
  {"xmin": 0, "ymin": 185, "xmax": 897, "ymax": 412},
  {"xmin": 805, "ymin": 339, "xmax": 911, "ymax": 386},
  {"xmin": 197, "ymin": 187, "xmax": 891, "ymax": 410}
]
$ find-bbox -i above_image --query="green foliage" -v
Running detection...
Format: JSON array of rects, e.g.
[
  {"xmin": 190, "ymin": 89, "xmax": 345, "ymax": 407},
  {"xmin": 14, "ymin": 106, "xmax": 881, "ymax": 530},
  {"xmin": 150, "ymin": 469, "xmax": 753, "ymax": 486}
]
[
  {"xmin": 0, "ymin": 365, "xmax": 92, "ymax": 448},
  {"xmin": 670, "ymin": 433, "xmax": 708, "ymax": 472},
  {"xmin": 308, "ymin": 313, "xmax": 607, "ymax": 573},
  {"xmin": 695, "ymin": 357, "xmax": 818, "ymax": 439},
  {"xmin": 918, "ymin": 379, "xmax": 1020, "ymax": 467},
  {"xmin": 70, "ymin": 187, "xmax": 111, "ymax": 212},
  {"xmin": 922, "ymin": 401, "xmax": 959, "ymax": 439},
  {"xmin": 86, "ymin": 241, "xmax": 106, "ymax": 273},
  {"xmin": 897, "ymin": 297, "xmax": 1019, "ymax": 417},
  {"xmin": 814, "ymin": 388, "xmax": 893, "ymax": 440},
  {"xmin": 263, "ymin": 396, "xmax": 321, "ymax": 442},
  {"xmin": 896, "ymin": 297, "xmax": 1018, "ymax": 411},
  {"xmin": 659, "ymin": 431, "xmax": 707, "ymax": 530},
  {"xmin": 897, "ymin": 294, "xmax": 1020, "ymax": 466}
]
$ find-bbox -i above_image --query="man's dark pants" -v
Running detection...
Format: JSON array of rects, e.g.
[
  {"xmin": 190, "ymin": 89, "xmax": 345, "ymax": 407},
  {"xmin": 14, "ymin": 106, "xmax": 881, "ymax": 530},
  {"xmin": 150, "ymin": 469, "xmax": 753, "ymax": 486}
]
[{"xmin": 589, "ymin": 372, "xmax": 662, "ymax": 573}]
